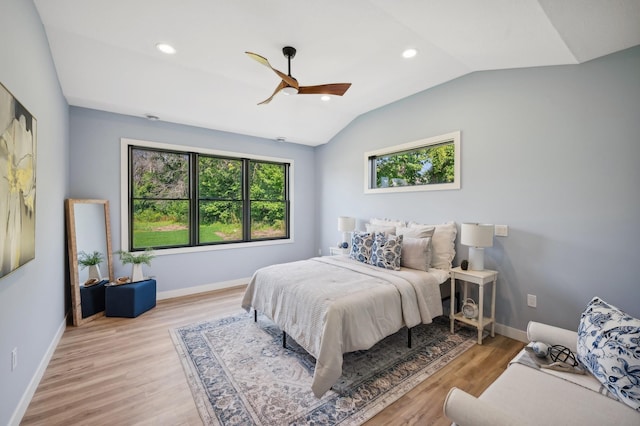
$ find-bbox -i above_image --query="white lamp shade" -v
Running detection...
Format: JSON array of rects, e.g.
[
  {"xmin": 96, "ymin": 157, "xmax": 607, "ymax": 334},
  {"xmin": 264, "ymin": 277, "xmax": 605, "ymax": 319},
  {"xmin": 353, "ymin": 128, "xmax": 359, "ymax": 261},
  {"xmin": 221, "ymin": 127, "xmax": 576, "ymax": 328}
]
[
  {"xmin": 460, "ymin": 223, "xmax": 494, "ymax": 248},
  {"xmin": 338, "ymin": 216, "xmax": 356, "ymax": 232}
]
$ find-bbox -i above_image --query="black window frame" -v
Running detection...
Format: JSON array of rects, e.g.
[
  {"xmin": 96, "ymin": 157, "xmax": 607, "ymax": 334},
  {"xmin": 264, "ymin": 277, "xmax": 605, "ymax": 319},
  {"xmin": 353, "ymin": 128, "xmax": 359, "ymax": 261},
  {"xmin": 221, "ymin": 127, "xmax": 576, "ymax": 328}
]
[{"xmin": 127, "ymin": 144, "xmax": 290, "ymax": 252}]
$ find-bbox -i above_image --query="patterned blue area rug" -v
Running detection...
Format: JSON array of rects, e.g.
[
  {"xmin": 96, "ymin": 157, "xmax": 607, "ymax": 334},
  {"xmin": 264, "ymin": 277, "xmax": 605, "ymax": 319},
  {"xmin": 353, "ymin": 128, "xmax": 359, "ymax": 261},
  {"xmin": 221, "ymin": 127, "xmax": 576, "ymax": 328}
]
[{"xmin": 171, "ymin": 313, "xmax": 475, "ymax": 425}]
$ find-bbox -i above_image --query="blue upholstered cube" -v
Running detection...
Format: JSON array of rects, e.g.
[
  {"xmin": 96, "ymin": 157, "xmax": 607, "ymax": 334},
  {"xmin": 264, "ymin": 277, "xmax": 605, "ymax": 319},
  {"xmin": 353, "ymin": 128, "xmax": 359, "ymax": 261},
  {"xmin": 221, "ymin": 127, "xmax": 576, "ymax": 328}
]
[
  {"xmin": 105, "ymin": 279, "xmax": 156, "ymax": 318},
  {"xmin": 80, "ymin": 279, "xmax": 108, "ymax": 318}
]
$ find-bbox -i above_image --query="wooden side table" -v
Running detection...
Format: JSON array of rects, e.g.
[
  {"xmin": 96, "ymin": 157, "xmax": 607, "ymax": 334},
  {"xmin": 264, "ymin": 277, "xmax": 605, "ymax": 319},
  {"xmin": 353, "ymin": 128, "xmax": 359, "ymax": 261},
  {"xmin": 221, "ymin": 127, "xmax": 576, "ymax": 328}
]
[{"xmin": 450, "ymin": 267, "xmax": 498, "ymax": 344}]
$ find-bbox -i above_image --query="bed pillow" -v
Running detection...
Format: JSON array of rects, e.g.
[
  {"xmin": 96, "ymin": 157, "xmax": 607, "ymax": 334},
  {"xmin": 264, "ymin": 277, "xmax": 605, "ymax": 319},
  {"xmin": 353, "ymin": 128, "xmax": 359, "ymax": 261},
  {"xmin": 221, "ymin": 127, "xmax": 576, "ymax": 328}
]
[
  {"xmin": 576, "ymin": 297, "xmax": 640, "ymax": 411},
  {"xmin": 396, "ymin": 225, "xmax": 435, "ymax": 239},
  {"xmin": 370, "ymin": 233, "xmax": 403, "ymax": 271},
  {"xmin": 349, "ymin": 232, "xmax": 374, "ymax": 263},
  {"xmin": 409, "ymin": 221, "xmax": 456, "ymax": 270},
  {"xmin": 370, "ymin": 218, "xmax": 405, "ymax": 228},
  {"xmin": 400, "ymin": 237, "xmax": 432, "ymax": 271},
  {"xmin": 365, "ymin": 223, "xmax": 396, "ymax": 235}
]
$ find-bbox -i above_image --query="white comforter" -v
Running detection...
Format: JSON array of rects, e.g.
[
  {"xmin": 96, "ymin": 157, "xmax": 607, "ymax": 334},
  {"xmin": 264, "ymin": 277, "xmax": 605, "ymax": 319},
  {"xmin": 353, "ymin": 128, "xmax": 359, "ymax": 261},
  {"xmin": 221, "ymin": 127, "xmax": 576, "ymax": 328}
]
[{"xmin": 241, "ymin": 256, "xmax": 446, "ymax": 397}]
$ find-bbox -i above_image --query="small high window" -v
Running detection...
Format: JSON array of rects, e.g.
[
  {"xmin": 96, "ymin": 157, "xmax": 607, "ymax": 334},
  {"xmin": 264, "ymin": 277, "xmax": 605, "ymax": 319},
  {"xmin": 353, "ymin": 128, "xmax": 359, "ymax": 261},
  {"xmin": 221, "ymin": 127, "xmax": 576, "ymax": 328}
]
[{"xmin": 364, "ymin": 131, "xmax": 460, "ymax": 194}]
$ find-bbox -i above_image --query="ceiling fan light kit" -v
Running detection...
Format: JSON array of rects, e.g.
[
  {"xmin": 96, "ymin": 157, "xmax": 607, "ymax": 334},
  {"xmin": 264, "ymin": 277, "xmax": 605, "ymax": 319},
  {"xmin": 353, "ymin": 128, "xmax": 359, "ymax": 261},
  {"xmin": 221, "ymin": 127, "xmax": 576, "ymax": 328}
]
[{"xmin": 246, "ymin": 45, "xmax": 351, "ymax": 105}]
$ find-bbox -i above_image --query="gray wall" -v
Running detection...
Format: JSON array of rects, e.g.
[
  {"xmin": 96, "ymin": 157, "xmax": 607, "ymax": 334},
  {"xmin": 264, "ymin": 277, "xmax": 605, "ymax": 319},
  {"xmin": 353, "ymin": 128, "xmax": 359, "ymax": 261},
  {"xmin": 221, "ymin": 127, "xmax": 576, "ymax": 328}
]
[
  {"xmin": 0, "ymin": 0, "xmax": 69, "ymax": 424},
  {"xmin": 316, "ymin": 46, "xmax": 640, "ymax": 332},
  {"xmin": 69, "ymin": 107, "xmax": 317, "ymax": 292}
]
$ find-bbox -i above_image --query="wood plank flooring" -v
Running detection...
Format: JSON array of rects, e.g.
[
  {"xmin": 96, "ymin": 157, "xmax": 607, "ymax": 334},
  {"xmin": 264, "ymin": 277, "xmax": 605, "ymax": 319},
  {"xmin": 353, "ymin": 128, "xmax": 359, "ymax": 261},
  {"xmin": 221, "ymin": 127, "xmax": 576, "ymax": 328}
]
[{"xmin": 22, "ymin": 286, "xmax": 523, "ymax": 425}]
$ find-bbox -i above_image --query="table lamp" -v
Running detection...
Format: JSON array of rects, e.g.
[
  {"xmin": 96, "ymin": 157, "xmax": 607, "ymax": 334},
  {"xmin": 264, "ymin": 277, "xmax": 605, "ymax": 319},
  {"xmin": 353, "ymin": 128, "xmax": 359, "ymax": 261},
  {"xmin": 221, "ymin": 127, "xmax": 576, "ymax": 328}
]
[
  {"xmin": 337, "ymin": 216, "xmax": 356, "ymax": 248},
  {"xmin": 460, "ymin": 223, "xmax": 494, "ymax": 270}
]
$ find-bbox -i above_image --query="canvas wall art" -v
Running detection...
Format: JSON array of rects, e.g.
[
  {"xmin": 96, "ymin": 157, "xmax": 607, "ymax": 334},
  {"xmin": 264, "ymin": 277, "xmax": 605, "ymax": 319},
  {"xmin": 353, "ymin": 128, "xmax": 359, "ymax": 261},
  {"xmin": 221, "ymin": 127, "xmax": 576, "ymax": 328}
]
[{"xmin": 0, "ymin": 82, "xmax": 36, "ymax": 279}]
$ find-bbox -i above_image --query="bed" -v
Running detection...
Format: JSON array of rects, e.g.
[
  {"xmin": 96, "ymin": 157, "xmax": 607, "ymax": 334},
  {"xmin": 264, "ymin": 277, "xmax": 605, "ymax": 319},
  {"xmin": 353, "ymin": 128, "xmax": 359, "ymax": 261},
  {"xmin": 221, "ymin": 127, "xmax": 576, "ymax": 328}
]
[{"xmin": 241, "ymin": 221, "xmax": 456, "ymax": 397}]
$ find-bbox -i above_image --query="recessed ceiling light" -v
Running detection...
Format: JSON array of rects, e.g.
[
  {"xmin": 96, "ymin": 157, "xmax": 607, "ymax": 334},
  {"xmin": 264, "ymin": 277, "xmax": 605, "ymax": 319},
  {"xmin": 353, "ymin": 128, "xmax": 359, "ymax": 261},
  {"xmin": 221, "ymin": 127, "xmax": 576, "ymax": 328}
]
[
  {"xmin": 402, "ymin": 48, "xmax": 417, "ymax": 59},
  {"xmin": 321, "ymin": 95, "xmax": 331, "ymax": 102},
  {"xmin": 156, "ymin": 43, "xmax": 176, "ymax": 55}
]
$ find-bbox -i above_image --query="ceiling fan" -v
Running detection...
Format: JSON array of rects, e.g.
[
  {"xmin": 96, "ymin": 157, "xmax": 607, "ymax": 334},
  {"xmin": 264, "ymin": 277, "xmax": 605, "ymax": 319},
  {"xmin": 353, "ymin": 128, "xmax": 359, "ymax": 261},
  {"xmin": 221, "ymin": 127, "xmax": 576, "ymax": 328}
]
[{"xmin": 245, "ymin": 46, "xmax": 351, "ymax": 105}]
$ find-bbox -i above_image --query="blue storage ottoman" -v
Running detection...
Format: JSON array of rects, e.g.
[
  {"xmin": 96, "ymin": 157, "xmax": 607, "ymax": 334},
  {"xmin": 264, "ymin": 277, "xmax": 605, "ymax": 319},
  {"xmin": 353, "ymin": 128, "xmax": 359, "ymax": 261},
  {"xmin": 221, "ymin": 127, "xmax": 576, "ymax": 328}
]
[
  {"xmin": 80, "ymin": 279, "xmax": 108, "ymax": 318},
  {"xmin": 105, "ymin": 279, "xmax": 156, "ymax": 318}
]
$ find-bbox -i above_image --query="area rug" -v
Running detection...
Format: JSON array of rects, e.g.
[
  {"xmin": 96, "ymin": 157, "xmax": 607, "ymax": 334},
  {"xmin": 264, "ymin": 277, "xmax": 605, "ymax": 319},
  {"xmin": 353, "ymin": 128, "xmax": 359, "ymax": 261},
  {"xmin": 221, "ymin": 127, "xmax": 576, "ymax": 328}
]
[{"xmin": 170, "ymin": 313, "xmax": 475, "ymax": 425}]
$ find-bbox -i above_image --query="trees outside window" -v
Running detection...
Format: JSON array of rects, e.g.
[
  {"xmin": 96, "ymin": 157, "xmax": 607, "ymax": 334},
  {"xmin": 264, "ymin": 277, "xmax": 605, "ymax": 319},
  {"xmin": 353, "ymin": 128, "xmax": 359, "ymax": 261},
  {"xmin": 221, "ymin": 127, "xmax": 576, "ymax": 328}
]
[
  {"xmin": 364, "ymin": 131, "xmax": 460, "ymax": 194},
  {"xmin": 129, "ymin": 145, "xmax": 289, "ymax": 251}
]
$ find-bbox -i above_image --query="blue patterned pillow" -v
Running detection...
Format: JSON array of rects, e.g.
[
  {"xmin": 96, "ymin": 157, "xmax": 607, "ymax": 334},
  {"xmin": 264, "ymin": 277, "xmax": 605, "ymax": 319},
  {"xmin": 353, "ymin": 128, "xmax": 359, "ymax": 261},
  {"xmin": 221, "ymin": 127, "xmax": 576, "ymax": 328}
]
[
  {"xmin": 577, "ymin": 297, "xmax": 640, "ymax": 411},
  {"xmin": 349, "ymin": 232, "xmax": 374, "ymax": 263},
  {"xmin": 370, "ymin": 233, "xmax": 403, "ymax": 271}
]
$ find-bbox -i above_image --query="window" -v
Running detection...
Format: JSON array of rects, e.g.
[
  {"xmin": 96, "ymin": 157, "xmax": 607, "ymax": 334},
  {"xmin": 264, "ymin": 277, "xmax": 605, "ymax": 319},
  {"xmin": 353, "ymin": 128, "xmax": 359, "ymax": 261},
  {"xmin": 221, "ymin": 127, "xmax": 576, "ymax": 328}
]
[
  {"xmin": 364, "ymin": 131, "xmax": 460, "ymax": 194},
  {"xmin": 122, "ymin": 139, "xmax": 291, "ymax": 252}
]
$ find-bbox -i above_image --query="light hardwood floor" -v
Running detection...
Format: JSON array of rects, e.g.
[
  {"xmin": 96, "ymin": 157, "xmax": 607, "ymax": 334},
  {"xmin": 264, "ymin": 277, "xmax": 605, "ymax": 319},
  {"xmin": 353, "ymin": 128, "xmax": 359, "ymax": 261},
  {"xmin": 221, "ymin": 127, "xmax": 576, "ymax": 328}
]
[{"xmin": 22, "ymin": 286, "xmax": 523, "ymax": 425}]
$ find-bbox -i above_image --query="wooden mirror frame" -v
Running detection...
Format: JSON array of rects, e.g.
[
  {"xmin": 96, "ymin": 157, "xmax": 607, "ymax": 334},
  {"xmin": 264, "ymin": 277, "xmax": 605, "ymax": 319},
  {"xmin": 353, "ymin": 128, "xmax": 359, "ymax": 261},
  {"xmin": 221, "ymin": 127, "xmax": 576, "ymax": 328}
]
[{"xmin": 65, "ymin": 199, "xmax": 114, "ymax": 326}]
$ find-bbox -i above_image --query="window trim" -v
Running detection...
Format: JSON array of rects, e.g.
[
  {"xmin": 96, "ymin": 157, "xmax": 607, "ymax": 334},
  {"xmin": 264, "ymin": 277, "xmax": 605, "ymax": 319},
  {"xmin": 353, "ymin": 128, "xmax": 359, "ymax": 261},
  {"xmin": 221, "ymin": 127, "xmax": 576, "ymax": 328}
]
[
  {"xmin": 120, "ymin": 138, "xmax": 294, "ymax": 255},
  {"xmin": 363, "ymin": 131, "xmax": 461, "ymax": 194}
]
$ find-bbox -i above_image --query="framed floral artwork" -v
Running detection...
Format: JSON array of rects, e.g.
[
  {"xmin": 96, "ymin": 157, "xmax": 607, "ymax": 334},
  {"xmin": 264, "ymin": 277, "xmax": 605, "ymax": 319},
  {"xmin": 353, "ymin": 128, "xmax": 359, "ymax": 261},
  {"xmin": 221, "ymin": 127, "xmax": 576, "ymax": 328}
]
[{"xmin": 0, "ymin": 82, "xmax": 36, "ymax": 279}]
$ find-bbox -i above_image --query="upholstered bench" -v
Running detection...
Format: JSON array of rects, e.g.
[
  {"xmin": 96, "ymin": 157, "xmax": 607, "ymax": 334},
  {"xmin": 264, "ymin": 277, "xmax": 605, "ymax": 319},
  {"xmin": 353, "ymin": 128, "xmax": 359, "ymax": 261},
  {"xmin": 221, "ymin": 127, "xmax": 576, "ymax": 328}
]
[{"xmin": 105, "ymin": 278, "xmax": 156, "ymax": 318}]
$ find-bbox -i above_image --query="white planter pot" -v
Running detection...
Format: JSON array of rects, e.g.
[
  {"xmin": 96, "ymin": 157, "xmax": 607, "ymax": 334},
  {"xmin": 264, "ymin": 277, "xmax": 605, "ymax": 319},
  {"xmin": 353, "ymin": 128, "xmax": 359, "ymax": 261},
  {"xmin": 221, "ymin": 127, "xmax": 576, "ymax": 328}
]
[
  {"xmin": 88, "ymin": 264, "xmax": 102, "ymax": 280},
  {"xmin": 131, "ymin": 264, "xmax": 145, "ymax": 282}
]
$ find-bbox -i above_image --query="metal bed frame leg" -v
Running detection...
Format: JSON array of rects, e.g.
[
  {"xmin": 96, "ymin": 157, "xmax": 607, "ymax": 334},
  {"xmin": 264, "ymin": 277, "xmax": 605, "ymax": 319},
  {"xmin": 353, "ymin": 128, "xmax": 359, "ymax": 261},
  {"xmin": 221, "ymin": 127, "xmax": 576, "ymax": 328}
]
[
  {"xmin": 254, "ymin": 309, "xmax": 257, "ymax": 322},
  {"xmin": 282, "ymin": 331, "xmax": 287, "ymax": 348},
  {"xmin": 408, "ymin": 327, "xmax": 412, "ymax": 348}
]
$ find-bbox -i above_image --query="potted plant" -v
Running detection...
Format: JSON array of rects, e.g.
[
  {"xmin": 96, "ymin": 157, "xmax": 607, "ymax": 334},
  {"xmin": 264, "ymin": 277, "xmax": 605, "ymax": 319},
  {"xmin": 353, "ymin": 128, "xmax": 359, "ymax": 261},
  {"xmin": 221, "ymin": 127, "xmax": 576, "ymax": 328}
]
[
  {"xmin": 115, "ymin": 249, "xmax": 155, "ymax": 282},
  {"xmin": 78, "ymin": 250, "xmax": 105, "ymax": 281}
]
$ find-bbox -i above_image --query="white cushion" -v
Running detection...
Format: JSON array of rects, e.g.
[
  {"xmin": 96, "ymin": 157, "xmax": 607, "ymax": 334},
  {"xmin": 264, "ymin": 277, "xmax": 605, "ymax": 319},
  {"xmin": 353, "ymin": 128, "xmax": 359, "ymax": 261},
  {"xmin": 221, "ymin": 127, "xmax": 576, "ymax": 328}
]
[
  {"xmin": 400, "ymin": 237, "xmax": 432, "ymax": 271},
  {"xmin": 409, "ymin": 221, "xmax": 456, "ymax": 270},
  {"xmin": 365, "ymin": 223, "xmax": 396, "ymax": 235},
  {"xmin": 577, "ymin": 297, "xmax": 640, "ymax": 411},
  {"xmin": 396, "ymin": 225, "xmax": 435, "ymax": 239},
  {"xmin": 369, "ymin": 217, "xmax": 405, "ymax": 228}
]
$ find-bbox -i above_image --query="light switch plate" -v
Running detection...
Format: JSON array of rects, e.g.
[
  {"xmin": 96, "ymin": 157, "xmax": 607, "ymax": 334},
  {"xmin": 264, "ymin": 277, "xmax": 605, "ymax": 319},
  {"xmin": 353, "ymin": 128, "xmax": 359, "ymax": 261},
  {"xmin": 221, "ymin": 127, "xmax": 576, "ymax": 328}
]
[{"xmin": 495, "ymin": 225, "xmax": 508, "ymax": 237}]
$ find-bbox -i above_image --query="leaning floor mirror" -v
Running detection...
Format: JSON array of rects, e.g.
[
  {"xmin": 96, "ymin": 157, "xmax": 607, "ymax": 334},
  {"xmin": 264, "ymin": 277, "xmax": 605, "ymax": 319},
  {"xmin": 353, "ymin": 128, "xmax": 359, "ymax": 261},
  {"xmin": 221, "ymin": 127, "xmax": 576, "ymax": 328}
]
[{"xmin": 65, "ymin": 199, "xmax": 114, "ymax": 326}]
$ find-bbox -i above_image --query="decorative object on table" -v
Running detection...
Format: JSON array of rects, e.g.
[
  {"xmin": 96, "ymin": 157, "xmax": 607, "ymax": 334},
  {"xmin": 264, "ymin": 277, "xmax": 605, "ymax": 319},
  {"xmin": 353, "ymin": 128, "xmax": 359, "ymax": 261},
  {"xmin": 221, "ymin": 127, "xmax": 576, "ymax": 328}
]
[
  {"xmin": 460, "ymin": 223, "xmax": 494, "ymax": 270},
  {"xmin": 462, "ymin": 298, "xmax": 478, "ymax": 319},
  {"xmin": 460, "ymin": 259, "xmax": 468, "ymax": 270},
  {"xmin": 83, "ymin": 278, "xmax": 100, "ymax": 287},
  {"xmin": 78, "ymin": 250, "xmax": 105, "ymax": 281},
  {"xmin": 115, "ymin": 276, "xmax": 130, "ymax": 285},
  {"xmin": 0, "ymin": 82, "xmax": 37, "ymax": 279},
  {"xmin": 531, "ymin": 341, "xmax": 551, "ymax": 357},
  {"xmin": 171, "ymin": 315, "xmax": 475, "ymax": 426},
  {"xmin": 337, "ymin": 216, "xmax": 356, "ymax": 249},
  {"xmin": 115, "ymin": 248, "xmax": 155, "ymax": 282}
]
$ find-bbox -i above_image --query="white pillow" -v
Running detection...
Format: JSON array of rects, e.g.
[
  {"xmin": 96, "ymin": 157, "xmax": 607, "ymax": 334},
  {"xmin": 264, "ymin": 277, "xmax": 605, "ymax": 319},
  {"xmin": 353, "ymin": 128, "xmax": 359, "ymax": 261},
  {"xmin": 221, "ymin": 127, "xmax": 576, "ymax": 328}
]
[
  {"xmin": 401, "ymin": 237, "xmax": 432, "ymax": 271},
  {"xmin": 396, "ymin": 225, "xmax": 435, "ymax": 239},
  {"xmin": 370, "ymin": 217, "xmax": 405, "ymax": 228},
  {"xmin": 365, "ymin": 223, "xmax": 396, "ymax": 235},
  {"xmin": 409, "ymin": 221, "xmax": 456, "ymax": 269}
]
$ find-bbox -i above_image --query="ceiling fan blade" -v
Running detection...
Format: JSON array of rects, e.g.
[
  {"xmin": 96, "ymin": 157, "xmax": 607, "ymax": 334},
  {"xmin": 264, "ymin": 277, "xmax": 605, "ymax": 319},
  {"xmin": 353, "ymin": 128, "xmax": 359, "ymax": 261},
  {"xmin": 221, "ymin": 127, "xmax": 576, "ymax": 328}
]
[
  {"xmin": 257, "ymin": 80, "xmax": 287, "ymax": 105},
  {"xmin": 245, "ymin": 51, "xmax": 299, "ymax": 89},
  {"xmin": 297, "ymin": 83, "xmax": 352, "ymax": 96}
]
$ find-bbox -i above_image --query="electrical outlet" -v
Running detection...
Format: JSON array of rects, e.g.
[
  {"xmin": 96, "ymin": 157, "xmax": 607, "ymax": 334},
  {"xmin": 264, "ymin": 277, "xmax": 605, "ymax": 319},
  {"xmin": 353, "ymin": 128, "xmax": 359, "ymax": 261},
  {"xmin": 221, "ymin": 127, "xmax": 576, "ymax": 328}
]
[
  {"xmin": 495, "ymin": 225, "xmax": 509, "ymax": 237},
  {"xmin": 527, "ymin": 294, "xmax": 537, "ymax": 308},
  {"xmin": 11, "ymin": 348, "xmax": 17, "ymax": 371}
]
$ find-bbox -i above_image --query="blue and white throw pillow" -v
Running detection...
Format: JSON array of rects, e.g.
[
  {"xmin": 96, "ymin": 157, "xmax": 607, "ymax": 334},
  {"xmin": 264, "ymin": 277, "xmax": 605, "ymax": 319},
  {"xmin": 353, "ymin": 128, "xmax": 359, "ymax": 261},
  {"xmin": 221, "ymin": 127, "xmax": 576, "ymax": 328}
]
[
  {"xmin": 577, "ymin": 297, "xmax": 640, "ymax": 411},
  {"xmin": 350, "ymin": 232, "xmax": 374, "ymax": 263},
  {"xmin": 370, "ymin": 233, "xmax": 403, "ymax": 271}
]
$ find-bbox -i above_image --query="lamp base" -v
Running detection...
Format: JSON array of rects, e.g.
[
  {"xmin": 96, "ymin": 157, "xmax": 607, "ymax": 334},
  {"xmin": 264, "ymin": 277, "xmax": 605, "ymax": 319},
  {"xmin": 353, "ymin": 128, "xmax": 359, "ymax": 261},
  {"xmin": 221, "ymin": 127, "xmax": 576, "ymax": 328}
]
[{"xmin": 468, "ymin": 247, "xmax": 485, "ymax": 270}]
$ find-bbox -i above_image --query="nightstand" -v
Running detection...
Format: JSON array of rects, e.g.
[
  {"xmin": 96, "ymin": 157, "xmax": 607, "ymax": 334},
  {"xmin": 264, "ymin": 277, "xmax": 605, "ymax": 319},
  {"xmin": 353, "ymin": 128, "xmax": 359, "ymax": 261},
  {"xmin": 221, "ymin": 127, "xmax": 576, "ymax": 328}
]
[
  {"xmin": 450, "ymin": 267, "xmax": 498, "ymax": 344},
  {"xmin": 329, "ymin": 246, "xmax": 349, "ymax": 256}
]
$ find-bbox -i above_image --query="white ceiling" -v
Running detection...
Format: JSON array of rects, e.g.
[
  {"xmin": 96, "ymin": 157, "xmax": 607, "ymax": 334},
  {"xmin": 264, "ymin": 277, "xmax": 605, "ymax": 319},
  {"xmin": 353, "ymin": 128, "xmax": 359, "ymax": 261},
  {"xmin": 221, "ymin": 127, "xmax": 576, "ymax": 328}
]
[{"xmin": 34, "ymin": 0, "xmax": 640, "ymax": 147}]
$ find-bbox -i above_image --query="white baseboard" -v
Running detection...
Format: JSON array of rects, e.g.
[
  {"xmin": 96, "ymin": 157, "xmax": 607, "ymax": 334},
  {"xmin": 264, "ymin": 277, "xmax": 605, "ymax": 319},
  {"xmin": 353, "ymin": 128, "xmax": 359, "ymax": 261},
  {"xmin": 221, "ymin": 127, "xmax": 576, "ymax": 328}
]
[
  {"xmin": 495, "ymin": 322, "xmax": 528, "ymax": 343},
  {"xmin": 10, "ymin": 315, "xmax": 67, "ymax": 426},
  {"xmin": 157, "ymin": 277, "xmax": 249, "ymax": 300}
]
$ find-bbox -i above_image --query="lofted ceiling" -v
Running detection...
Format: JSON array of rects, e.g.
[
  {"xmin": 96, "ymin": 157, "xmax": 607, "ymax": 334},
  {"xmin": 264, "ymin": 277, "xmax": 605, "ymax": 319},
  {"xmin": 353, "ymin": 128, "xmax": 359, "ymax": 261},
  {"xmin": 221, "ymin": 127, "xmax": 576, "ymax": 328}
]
[{"xmin": 34, "ymin": 0, "xmax": 640, "ymax": 147}]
